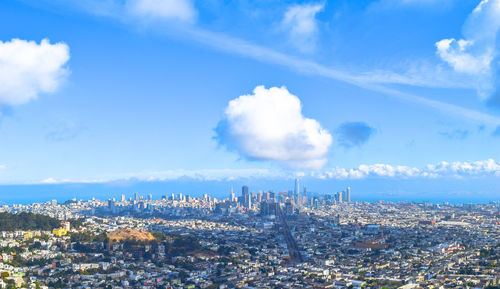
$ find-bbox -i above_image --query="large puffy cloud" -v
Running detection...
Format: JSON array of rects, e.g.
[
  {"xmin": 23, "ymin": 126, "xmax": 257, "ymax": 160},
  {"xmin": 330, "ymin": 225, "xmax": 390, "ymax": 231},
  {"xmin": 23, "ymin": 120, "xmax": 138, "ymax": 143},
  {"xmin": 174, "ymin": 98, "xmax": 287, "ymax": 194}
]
[
  {"xmin": 127, "ymin": 0, "xmax": 196, "ymax": 22},
  {"xmin": 215, "ymin": 86, "xmax": 332, "ymax": 170},
  {"xmin": 435, "ymin": 0, "xmax": 500, "ymax": 99},
  {"xmin": 281, "ymin": 3, "xmax": 324, "ymax": 52},
  {"xmin": 324, "ymin": 159, "xmax": 500, "ymax": 179},
  {"xmin": 0, "ymin": 39, "xmax": 70, "ymax": 106},
  {"xmin": 336, "ymin": 122, "xmax": 376, "ymax": 148}
]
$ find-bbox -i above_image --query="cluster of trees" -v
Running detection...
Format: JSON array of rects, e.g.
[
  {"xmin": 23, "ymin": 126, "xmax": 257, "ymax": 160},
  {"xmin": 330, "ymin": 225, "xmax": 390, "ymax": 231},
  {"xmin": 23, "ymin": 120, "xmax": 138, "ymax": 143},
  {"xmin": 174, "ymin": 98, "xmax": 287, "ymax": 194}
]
[
  {"xmin": 70, "ymin": 231, "xmax": 108, "ymax": 243},
  {"xmin": 169, "ymin": 235, "xmax": 201, "ymax": 256},
  {"xmin": 479, "ymin": 248, "xmax": 498, "ymax": 258},
  {"xmin": 70, "ymin": 231, "xmax": 109, "ymax": 253},
  {"xmin": 0, "ymin": 212, "xmax": 60, "ymax": 231},
  {"xmin": 69, "ymin": 218, "xmax": 84, "ymax": 229}
]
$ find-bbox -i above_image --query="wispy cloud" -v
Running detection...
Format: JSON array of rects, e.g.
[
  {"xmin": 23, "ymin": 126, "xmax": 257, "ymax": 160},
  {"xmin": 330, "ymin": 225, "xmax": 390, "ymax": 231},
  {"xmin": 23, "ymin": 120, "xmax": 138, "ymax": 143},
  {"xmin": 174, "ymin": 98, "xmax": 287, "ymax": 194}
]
[
  {"xmin": 127, "ymin": 0, "xmax": 196, "ymax": 23},
  {"xmin": 38, "ymin": 168, "xmax": 285, "ymax": 184},
  {"xmin": 439, "ymin": 128, "xmax": 470, "ymax": 140},
  {"xmin": 182, "ymin": 27, "xmax": 500, "ymax": 127},
  {"xmin": 48, "ymin": 0, "xmax": 196, "ymax": 23},
  {"xmin": 371, "ymin": 0, "xmax": 454, "ymax": 10},
  {"xmin": 45, "ymin": 120, "xmax": 86, "ymax": 142},
  {"xmin": 281, "ymin": 2, "xmax": 324, "ymax": 52},
  {"xmin": 323, "ymin": 159, "xmax": 500, "ymax": 179},
  {"xmin": 37, "ymin": 0, "xmax": 500, "ymax": 127}
]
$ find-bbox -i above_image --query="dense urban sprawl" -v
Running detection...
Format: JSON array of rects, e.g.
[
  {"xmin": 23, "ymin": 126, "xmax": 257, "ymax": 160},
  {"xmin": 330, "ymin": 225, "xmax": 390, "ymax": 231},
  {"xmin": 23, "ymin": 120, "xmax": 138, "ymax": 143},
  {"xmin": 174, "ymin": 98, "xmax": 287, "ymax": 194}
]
[{"xmin": 0, "ymin": 183, "xmax": 498, "ymax": 289}]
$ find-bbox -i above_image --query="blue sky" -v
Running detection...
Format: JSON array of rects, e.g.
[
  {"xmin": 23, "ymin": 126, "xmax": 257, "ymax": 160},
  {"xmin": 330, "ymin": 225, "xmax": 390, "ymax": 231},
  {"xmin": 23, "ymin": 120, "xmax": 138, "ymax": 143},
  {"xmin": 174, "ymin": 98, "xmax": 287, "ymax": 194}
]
[{"xmin": 0, "ymin": 0, "xmax": 499, "ymax": 201}]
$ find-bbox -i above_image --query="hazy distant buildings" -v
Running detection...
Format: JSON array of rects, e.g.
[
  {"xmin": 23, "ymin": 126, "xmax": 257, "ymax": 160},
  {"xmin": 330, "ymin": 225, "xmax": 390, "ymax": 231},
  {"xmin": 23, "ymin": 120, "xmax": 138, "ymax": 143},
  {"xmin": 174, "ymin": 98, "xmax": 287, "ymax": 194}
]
[
  {"xmin": 260, "ymin": 201, "xmax": 279, "ymax": 216},
  {"xmin": 270, "ymin": 191, "xmax": 276, "ymax": 202},
  {"xmin": 285, "ymin": 200, "xmax": 294, "ymax": 215},
  {"xmin": 242, "ymin": 185, "xmax": 251, "ymax": 208},
  {"xmin": 334, "ymin": 187, "xmax": 352, "ymax": 203}
]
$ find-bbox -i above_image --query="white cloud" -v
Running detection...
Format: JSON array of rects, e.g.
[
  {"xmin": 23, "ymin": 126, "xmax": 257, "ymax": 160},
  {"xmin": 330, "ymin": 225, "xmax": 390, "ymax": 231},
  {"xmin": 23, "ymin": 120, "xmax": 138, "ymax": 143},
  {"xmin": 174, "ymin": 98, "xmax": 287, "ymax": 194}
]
[
  {"xmin": 216, "ymin": 86, "xmax": 332, "ymax": 170},
  {"xmin": 40, "ymin": 178, "xmax": 60, "ymax": 184},
  {"xmin": 435, "ymin": 0, "xmax": 500, "ymax": 98},
  {"xmin": 436, "ymin": 38, "xmax": 492, "ymax": 75},
  {"xmin": 0, "ymin": 38, "xmax": 70, "ymax": 106},
  {"xmin": 424, "ymin": 159, "xmax": 500, "ymax": 177},
  {"xmin": 282, "ymin": 3, "xmax": 324, "ymax": 52},
  {"xmin": 324, "ymin": 159, "xmax": 500, "ymax": 179},
  {"xmin": 127, "ymin": 0, "xmax": 196, "ymax": 22},
  {"xmin": 325, "ymin": 164, "xmax": 420, "ymax": 179}
]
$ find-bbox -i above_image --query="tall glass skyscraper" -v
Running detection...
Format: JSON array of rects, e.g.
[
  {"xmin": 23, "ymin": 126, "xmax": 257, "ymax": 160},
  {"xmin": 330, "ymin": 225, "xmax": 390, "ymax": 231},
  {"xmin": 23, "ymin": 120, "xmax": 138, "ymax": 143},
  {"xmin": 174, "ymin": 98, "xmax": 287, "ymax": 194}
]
[{"xmin": 242, "ymin": 185, "xmax": 250, "ymax": 208}]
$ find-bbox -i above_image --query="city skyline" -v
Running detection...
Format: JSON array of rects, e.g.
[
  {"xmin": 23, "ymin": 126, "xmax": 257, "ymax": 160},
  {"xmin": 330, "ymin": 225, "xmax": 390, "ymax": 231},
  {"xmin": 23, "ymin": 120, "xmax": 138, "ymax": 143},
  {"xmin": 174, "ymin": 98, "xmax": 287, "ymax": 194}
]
[
  {"xmin": 1, "ymin": 181, "xmax": 496, "ymax": 288},
  {"xmin": 0, "ymin": 0, "xmax": 499, "ymax": 200}
]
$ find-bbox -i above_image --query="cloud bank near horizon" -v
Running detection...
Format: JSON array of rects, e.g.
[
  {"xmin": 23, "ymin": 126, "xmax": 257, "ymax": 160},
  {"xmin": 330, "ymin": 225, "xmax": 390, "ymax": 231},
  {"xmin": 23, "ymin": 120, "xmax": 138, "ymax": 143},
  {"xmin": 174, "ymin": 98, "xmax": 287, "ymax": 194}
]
[
  {"xmin": 31, "ymin": 158, "xmax": 500, "ymax": 185},
  {"xmin": 324, "ymin": 159, "xmax": 500, "ymax": 180}
]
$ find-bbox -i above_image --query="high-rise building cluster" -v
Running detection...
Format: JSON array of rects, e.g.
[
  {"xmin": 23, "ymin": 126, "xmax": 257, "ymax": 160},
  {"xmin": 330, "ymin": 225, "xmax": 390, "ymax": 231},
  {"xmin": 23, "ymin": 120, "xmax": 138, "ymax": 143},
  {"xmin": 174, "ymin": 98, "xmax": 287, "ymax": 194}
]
[
  {"xmin": 334, "ymin": 186, "xmax": 351, "ymax": 203},
  {"xmin": 219, "ymin": 179, "xmax": 355, "ymax": 217}
]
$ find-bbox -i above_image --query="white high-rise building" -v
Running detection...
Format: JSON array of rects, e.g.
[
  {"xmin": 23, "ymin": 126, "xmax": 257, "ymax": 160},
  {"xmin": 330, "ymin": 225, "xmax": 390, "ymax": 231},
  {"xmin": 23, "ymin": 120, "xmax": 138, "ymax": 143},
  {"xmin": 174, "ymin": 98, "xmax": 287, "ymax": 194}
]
[{"xmin": 230, "ymin": 186, "xmax": 235, "ymax": 202}]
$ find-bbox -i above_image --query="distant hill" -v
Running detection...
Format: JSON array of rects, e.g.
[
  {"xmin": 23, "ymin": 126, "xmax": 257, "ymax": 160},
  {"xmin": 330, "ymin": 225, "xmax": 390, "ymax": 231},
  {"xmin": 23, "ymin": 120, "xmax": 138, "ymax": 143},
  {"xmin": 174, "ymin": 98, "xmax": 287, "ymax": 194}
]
[
  {"xmin": 0, "ymin": 212, "xmax": 60, "ymax": 231},
  {"xmin": 108, "ymin": 228, "xmax": 156, "ymax": 244}
]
